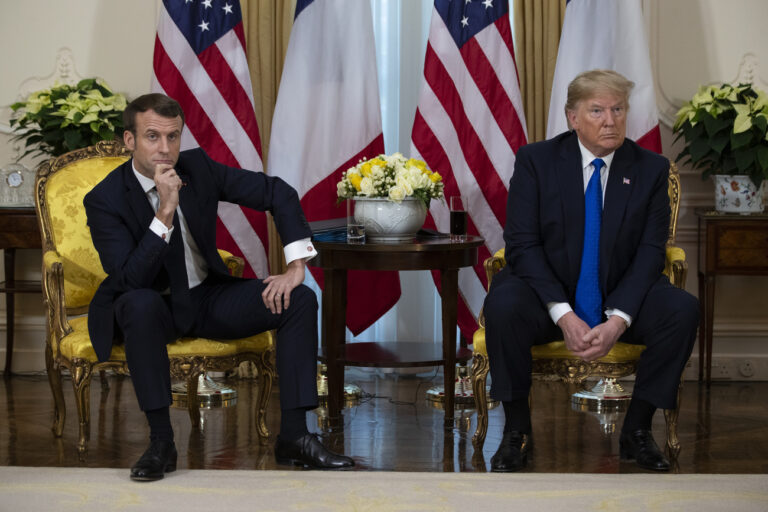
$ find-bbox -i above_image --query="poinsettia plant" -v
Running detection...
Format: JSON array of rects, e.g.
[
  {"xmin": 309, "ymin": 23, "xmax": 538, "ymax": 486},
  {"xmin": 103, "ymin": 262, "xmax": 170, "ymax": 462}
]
[
  {"xmin": 673, "ymin": 83, "xmax": 768, "ymax": 187},
  {"xmin": 10, "ymin": 78, "xmax": 127, "ymax": 159}
]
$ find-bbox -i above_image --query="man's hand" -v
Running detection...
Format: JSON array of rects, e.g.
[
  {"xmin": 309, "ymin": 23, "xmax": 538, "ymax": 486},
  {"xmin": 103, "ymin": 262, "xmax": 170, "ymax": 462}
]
[
  {"xmin": 577, "ymin": 315, "xmax": 626, "ymax": 362},
  {"xmin": 557, "ymin": 311, "xmax": 592, "ymax": 354},
  {"xmin": 154, "ymin": 164, "xmax": 183, "ymax": 228},
  {"xmin": 262, "ymin": 258, "xmax": 306, "ymax": 314}
]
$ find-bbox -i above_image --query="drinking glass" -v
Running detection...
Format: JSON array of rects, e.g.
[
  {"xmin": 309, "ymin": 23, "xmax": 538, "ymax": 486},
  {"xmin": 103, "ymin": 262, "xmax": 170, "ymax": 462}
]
[
  {"xmin": 449, "ymin": 196, "xmax": 467, "ymax": 242},
  {"xmin": 346, "ymin": 198, "xmax": 365, "ymax": 244}
]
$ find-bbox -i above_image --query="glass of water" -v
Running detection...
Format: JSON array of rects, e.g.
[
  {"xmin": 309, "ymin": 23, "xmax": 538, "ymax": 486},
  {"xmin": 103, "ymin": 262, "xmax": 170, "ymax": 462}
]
[{"xmin": 346, "ymin": 198, "xmax": 365, "ymax": 244}]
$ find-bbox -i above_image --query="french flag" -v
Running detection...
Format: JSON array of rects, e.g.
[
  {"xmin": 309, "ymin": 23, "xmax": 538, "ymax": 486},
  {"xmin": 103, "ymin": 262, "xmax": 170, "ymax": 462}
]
[
  {"xmin": 268, "ymin": 0, "xmax": 400, "ymax": 335},
  {"xmin": 546, "ymin": 0, "xmax": 662, "ymax": 153}
]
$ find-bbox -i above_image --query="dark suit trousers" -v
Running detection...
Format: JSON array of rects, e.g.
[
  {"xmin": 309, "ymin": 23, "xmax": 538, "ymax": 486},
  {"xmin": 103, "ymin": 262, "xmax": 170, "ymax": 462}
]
[
  {"xmin": 114, "ymin": 277, "xmax": 319, "ymax": 412},
  {"xmin": 484, "ymin": 266, "xmax": 698, "ymax": 410}
]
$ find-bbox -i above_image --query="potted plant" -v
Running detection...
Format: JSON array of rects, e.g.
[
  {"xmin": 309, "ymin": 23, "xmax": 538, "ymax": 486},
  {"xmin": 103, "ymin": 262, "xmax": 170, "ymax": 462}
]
[
  {"xmin": 337, "ymin": 153, "xmax": 444, "ymax": 241},
  {"xmin": 673, "ymin": 83, "xmax": 768, "ymax": 213},
  {"xmin": 10, "ymin": 78, "xmax": 127, "ymax": 160}
]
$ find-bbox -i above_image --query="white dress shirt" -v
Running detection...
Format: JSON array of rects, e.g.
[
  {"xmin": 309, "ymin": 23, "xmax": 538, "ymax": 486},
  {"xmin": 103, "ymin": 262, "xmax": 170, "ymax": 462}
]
[
  {"xmin": 133, "ymin": 164, "xmax": 316, "ymax": 288},
  {"xmin": 545, "ymin": 140, "xmax": 632, "ymax": 328}
]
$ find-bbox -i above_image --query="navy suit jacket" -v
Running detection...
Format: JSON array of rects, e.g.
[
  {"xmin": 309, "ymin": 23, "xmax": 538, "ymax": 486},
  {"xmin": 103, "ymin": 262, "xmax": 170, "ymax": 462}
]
[
  {"xmin": 503, "ymin": 131, "xmax": 670, "ymax": 321},
  {"xmin": 84, "ymin": 148, "xmax": 311, "ymax": 362}
]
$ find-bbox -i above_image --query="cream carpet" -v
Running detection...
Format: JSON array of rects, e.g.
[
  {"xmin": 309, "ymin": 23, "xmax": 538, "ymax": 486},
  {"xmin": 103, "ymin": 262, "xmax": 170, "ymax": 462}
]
[{"xmin": 1, "ymin": 467, "xmax": 766, "ymax": 511}]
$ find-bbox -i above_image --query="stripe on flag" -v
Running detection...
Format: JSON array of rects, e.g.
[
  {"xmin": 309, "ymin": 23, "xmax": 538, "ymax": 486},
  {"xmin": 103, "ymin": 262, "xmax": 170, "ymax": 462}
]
[
  {"xmin": 411, "ymin": 0, "xmax": 528, "ymax": 341},
  {"xmin": 152, "ymin": 0, "xmax": 268, "ymax": 278}
]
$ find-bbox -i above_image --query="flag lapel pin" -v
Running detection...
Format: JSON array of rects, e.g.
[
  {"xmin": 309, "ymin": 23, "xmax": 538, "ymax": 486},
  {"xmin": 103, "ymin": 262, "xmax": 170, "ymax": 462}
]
[{"xmin": 623, "ymin": 177, "xmax": 631, "ymax": 185}]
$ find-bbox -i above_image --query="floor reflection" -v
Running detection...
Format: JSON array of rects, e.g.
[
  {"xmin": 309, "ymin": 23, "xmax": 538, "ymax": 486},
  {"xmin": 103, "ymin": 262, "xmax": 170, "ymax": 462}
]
[{"xmin": 0, "ymin": 370, "xmax": 767, "ymax": 473}]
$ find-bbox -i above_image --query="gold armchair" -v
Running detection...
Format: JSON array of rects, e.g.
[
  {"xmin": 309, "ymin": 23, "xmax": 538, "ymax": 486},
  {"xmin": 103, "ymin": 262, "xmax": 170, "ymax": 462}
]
[
  {"xmin": 471, "ymin": 165, "xmax": 687, "ymax": 457},
  {"xmin": 35, "ymin": 141, "xmax": 276, "ymax": 453}
]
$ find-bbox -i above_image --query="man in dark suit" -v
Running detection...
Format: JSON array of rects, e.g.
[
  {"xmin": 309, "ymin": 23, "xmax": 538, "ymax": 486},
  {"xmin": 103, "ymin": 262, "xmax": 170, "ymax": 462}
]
[
  {"xmin": 484, "ymin": 70, "xmax": 698, "ymax": 472},
  {"xmin": 84, "ymin": 93, "xmax": 353, "ymax": 481}
]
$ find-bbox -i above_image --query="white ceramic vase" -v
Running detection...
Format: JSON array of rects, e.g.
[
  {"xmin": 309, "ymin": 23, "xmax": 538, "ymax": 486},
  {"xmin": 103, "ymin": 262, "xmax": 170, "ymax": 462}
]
[
  {"xmin": 713, "ymin": 175, "xmax": 765, "ymax": 213},
  {"xmin": 354, "ymin": 197, "xmax": 427, "ymax": 242}
]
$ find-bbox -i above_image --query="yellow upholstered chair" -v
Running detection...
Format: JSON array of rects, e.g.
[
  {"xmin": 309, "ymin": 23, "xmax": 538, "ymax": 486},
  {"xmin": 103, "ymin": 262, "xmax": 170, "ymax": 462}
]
[
  {"xmin": 35, "ymin": 141, "xmax": 276, "ymax": 453},
  {"xmin": 471, "ymin": 164, "xmax": 687, "ymax": 457}
]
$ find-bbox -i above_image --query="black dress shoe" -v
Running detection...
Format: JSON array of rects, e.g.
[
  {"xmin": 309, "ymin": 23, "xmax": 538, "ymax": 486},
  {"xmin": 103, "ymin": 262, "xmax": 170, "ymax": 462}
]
[
  {"xmin": 275, "ymin": 434, "xmax": 354, "ymax": 469},
  {"xmin": 490, "ymin": 431, "xmax": 532, "ymax": 472},
  {"xmin": 619, "ymin": 429, "xmax": 670, "ymax": 471},
  {"xmin": 130, "ymin": 440, "xmax": 178, "ymax": 482}
]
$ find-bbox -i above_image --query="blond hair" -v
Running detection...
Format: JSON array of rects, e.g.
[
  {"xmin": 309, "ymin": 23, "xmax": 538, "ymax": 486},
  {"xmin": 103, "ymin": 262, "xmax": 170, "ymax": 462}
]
[{"xmin": 564, "ymin": 69, "xmax": 634, "ymax": 127}]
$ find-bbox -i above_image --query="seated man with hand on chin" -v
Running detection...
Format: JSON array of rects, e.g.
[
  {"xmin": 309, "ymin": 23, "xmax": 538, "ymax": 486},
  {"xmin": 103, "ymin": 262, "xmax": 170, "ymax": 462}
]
[
  {"xmin": 84, "ymin": 93, "xmax": 354, "ymax": 481},
  {"xmin": 484, "ymin": 70, "xmax": 698, "ymax": 472}
]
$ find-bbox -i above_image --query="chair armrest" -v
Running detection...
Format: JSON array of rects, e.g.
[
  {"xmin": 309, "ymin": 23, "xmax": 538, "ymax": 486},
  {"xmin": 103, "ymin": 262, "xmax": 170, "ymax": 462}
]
[
  {"xmin": 665, "ymin": 244, "xmax": 688, "ymax": 289},
  {"xmin": 217, "ymin": 249, "xmax": 245, "ymax": 278},
  {"xmin": 42, "ymin": 250, "xmax": 73, "ymax": 356}
]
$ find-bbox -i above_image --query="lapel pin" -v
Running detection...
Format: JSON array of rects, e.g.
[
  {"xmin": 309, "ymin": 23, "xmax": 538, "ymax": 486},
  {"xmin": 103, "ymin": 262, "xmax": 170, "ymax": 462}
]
[{"xmin": 623, "ymin": 177, "xmax": 631, "ymax": 185}]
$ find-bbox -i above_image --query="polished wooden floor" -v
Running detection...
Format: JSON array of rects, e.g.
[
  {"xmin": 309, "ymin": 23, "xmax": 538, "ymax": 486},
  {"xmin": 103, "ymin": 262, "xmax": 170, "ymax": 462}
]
[{"xmin": 1, "ymin": 370, "xmax": 767, "ymax": 473}]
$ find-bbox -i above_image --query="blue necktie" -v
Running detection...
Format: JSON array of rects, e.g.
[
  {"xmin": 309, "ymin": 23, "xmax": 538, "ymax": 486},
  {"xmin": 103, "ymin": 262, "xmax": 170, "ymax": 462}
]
[{"xmin": 574, "ymin": 158, "xmax": 604, "ymax": 328}]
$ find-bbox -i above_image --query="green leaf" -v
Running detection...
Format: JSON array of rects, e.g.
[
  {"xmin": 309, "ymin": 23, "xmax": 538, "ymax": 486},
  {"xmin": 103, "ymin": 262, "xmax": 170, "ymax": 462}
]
[
  {"xmin": 710, "ymin": 130, "xmax": 730, "ymax": 154},
  {"xmin": 757, "ymin": 146, "xmax": 768, "ymax": 172},
  {"xmin": 702, "ymin": 112, "xmax": 730, "ymax": 137},
  {"xmin": 731, "ymin": 130, "xmax": 753, "ymax": 150},
  {"xmin": 753, "ymin": 114, "xmax": 768, "ymax": 133},
  {"xmin": 64, "ymin": 130, "xmax": 83, "ymax": 150},
  {"xmin": 734, "ymin": 147, "xmax": 756, "ymax": 173},
  {"xmin": 689, "ymin": 137, "xmax": 713, "ymax": 162}
]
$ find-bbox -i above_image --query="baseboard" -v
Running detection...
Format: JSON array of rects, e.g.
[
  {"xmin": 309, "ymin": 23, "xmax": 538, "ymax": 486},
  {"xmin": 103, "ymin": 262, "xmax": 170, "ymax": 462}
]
[{"xmin": 682, "ymin": 355, "xmax": 768, "ymax": 381}]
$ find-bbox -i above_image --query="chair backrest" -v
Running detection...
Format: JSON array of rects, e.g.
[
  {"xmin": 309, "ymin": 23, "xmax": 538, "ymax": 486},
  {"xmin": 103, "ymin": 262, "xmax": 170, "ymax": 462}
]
[{"xmin": 35, "ymin": 141, "xmax": 131, "ymax": 311}]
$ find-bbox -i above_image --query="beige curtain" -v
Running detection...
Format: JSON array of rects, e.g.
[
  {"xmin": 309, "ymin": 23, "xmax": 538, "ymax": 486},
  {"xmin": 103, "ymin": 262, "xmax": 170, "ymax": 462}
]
[
  {"xmin": 241, "ymin": 0, "xmax": 296, "ymax": 274},
  {"xmin": 514, "ymin": 0, "xmax": 566, "ymax": 143}
]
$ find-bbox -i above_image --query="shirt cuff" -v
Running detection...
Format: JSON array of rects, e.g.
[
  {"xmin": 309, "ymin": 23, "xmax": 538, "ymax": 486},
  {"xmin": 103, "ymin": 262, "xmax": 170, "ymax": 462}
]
[
  {"xmin": 284, "ymin": 238, "xmax": 317, "ymax": 264},
  {"xmin": 547, "ymin": 302, "xmax": 573, "ymax": 325},
  {"xmin": 605, "ymin": 308, "xmax": 632, "ymax": 328},
  {"xmin": 150, "ymin": 217, "xmax": 173, "ymax": 243}
]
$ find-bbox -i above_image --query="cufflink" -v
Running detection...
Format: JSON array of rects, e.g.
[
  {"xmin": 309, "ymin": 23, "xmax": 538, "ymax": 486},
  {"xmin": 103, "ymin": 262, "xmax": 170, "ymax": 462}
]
[{"xmin": 307, "ymin": 246, "xmax": 312, "ymax": 252}]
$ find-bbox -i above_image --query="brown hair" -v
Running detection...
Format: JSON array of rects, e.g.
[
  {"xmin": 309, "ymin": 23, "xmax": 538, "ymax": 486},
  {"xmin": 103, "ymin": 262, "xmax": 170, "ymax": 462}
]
[
  {"xmin": 564, "ymin": 69, "xmax": 634, "ymax": 126},
  {"xmin": 123, "ymin": 93, "xmax": 185, "ymax": 134}
]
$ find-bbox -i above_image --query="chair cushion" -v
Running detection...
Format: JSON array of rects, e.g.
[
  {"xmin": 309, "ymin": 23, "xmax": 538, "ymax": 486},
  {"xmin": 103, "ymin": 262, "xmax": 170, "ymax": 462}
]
[
  {"xmin": 59, "ymin": 316, "xmax": 274, "ymax": 362},
  {"xmin": 472, "ymin": 327, "xmax": 645, "ymax": 362}
]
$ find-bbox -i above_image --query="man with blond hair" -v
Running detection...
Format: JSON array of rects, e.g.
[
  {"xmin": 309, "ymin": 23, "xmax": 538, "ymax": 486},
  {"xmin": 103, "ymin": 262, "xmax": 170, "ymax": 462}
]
[{"xmin": 484, "ymin": 70, "xmax": 698, "ymax": 472}]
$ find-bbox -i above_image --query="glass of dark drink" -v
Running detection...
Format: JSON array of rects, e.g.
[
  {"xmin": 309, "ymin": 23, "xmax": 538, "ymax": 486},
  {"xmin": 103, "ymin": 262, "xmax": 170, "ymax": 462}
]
[{"xmin": 449, "ymin": 196, "xmax": 467, "ymax": 242}]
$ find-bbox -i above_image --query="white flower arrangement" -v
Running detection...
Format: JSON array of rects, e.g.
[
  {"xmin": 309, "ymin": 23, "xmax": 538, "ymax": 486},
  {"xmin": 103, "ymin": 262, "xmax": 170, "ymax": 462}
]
[{"xmin": 336, "ymin": 153, "xmax": 444, "ymax": 208}]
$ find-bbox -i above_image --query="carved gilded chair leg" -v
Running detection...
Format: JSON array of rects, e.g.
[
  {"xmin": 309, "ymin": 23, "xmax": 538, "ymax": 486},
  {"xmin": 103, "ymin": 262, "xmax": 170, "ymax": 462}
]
[
  {"xmin": 471, "ymin": 353, "xmax": 490, "ymax": 449},
  {"xmin": 186, "ymin": 371, "xmax": 202, "ymax": 427},
  {"xmin": 664, "ymin": 377, "xmax": 683, "ymax": 459},
  {"xmin": 255, "ymin": 349, "xmax": 276, "ymax": 444},
  {"xmin": 46, "ymin": 344, "xmax": 66, "ymax": 437},
  {"xmin": 70, "ymin": 360, "xmax": 93, "ymax": 453}
]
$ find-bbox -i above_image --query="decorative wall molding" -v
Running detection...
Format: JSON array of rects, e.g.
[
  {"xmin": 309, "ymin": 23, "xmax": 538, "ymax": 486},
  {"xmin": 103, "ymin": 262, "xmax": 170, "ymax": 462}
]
[
  {"xmin": 647, "ymin": 0, "xmax": 767, "ymax": 128},
  {"xmin": 0, "ymin": 48, "xmax": 84, "ymax": 136}
]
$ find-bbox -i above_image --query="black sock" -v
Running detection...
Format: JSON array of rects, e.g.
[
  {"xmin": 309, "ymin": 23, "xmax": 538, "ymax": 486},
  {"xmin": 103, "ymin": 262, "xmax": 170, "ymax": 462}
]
[
  {"xmin": 622, "ymin": 397, "xmax": 656, "ymax": 432},
  {"xmin": 280, "ymin": 408, "xmax": 309, "ymax": 441},
  {"xmin": 502, "ymin": 398, "xmax": 531, "ymax": 434},
  {"xmin": 146, "ymin": 407, "xmax": 174, "ymax": 442}
]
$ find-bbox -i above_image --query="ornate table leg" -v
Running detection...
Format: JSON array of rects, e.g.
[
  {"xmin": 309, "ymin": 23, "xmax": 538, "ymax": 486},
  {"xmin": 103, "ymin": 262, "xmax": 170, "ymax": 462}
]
[
  {"xmin": 440, "ymin": 268, "xmax": 458, "ymax": 429},
  {"xmin": 322, "ymin": 268, "xmax": 347, "ymax": 430}
]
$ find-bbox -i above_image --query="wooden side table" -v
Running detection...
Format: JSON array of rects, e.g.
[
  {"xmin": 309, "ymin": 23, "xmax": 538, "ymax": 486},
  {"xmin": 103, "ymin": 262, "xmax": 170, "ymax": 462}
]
[
  {"xmin": 0, "ymin": 207, "xmax": 42, "ymax": 376},
  {"xmin": 312, "ymin": 236, "xmax": 483, "ymax": 429},
  {"xmin": 696, "ymin": 209, "xmax": 768, "ymax": 383}
]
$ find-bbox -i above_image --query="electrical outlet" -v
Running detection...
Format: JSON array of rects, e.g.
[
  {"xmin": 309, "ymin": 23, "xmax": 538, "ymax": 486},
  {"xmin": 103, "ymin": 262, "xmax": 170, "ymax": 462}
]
[
  {"xmin": 739, "ymin": 361, "xmax": 755, "ymax": 378},
  {"xmin": 712, "ymin": 360, "xmax": 731, "ymax": 379}
]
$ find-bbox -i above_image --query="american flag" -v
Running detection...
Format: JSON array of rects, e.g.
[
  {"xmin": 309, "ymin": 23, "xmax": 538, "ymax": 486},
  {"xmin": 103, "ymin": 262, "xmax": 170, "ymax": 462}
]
[
  {"xmin": 411, "ymin": 0, "xmax": 527, "ymax": 341},
  {"xmin": 151, "ymin": 0, "xmax": 269, "ymax": 278},
  {"xmin": 268, "ymin": 0, "xmax": 400, "ymax": 335}
]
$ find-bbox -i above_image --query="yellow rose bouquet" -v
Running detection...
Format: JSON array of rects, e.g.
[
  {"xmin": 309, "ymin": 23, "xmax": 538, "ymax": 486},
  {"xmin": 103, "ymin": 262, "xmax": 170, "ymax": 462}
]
[{"xmin": 337, "ymin": 153, "xmax": 444, "ymax": 209}]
